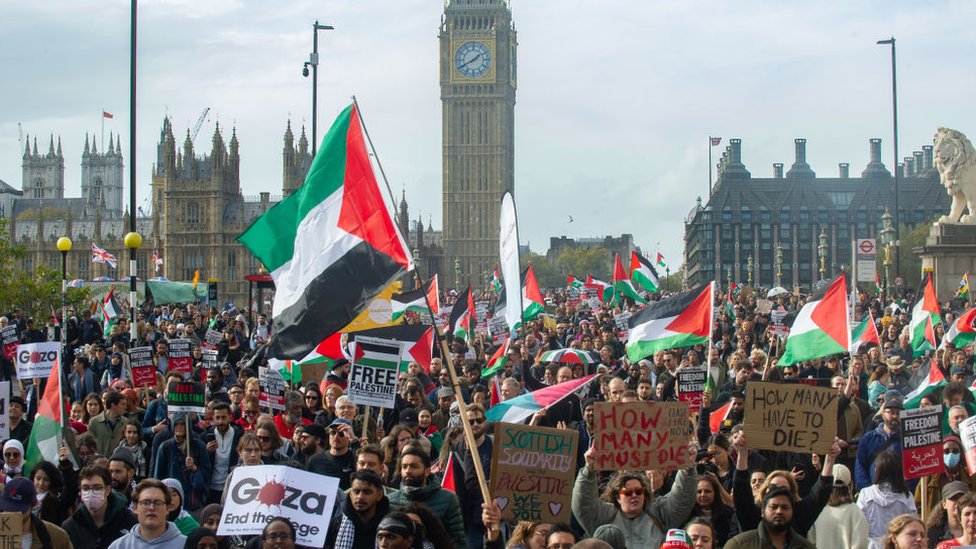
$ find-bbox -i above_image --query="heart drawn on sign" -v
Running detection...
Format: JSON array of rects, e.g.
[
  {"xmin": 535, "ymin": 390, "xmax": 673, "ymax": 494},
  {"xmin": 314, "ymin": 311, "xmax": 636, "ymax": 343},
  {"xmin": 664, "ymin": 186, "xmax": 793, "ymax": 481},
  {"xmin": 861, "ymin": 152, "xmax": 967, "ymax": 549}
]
[
  {"xmin": 497, "ymin": 497, "xmax": 509, "ymax": 512},
  {"xmin": 548, "ymin": 502, "xmax": 562, "ymax": 516}
]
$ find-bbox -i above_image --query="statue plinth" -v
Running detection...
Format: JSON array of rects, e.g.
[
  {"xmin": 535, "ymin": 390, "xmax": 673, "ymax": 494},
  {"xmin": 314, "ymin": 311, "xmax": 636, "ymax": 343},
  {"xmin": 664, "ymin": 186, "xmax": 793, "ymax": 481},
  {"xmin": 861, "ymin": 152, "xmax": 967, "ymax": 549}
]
[{"xmin": 917, "ymin": 222, "xmax": 976, "ymax": 302}]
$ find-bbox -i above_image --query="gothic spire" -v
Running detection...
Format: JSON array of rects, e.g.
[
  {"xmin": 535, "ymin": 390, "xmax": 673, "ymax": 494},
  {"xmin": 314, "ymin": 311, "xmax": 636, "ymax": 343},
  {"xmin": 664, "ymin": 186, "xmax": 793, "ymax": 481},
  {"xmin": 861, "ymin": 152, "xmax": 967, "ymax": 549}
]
[
  {"xmin": 57, "ymin": 136, "xmax": 62, "ymax": 156},
  {"xmin": 32, "ymin": 136, "xmax": 38, "ymax": 156},
  {"xmin": 108, "ymin": 132, "xmax": 114, "ymax": 154},
  {"xmin": 24, "ymin": 134, "xmax": 31, "ymax": 157},
  {"xmin": 84, "ymin": 133, "xmax": 90, "ymax": 155},
  {"xmin": 48, "ymin": 134, "xmax": 55, "ymax": 156}
]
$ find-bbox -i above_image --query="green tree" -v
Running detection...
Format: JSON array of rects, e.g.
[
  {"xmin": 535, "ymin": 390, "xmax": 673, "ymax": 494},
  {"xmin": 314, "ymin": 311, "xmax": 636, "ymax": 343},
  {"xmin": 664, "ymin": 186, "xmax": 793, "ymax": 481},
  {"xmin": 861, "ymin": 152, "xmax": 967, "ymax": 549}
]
[
  {"xmin": 0, "ymin": 218, "xmax": 90, "ymax": 318},
  {"xmin": 520, "ymin": 251, "xmax": 563, "ymax": 288},
  {"xmin": 876, "ymin": 218, "xmax": 933, "ymax": 294}
]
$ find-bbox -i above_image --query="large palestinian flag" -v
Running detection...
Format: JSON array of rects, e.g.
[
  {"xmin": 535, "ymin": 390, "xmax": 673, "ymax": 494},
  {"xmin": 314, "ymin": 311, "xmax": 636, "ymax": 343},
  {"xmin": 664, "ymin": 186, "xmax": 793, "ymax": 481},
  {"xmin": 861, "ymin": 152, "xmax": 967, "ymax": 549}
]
[
  {"xmin": 630, "ymin": 251, "xmax": 660, "ymax": 293},
  {"xmin": 944, "ymin": 307, "xmax": 976, "ymax": 349},
  {"xmin": 851, "ymin": 312, "xmax": 881, "ymax": 356},
  {"xmin": 910, "ymin": 272, "xmax": 942, "ymax": 357},
  {"xmin": 349, "ymin": 325, "xmax": 434, "ymax": 373},
  {"xmin": 779, "ymin": 275, "xmax": 850, "ymax": 366},
  {"xmin": 904, "ymin": 358, "xmax": 947, "ymax": 409},
  {"xmin": 25, "ymin": 358, "xmax": 67, "ymax": 472},
  {"xmin": 613, "ymin": 253, "xmax": 648, "ymax": 306},
  {"xmin": 391, "ymin": 275, "xmax": 439, "ymax": 322},
  {"xmin": 485, "ymin": 375, "xmax": 597, "ymax": 424},
  {"xmin": 522, "ymin": 265, "xmax": 545, "ymax": 321},
  {"xmin": 586, "ymin": 275, "xmax": 614, "ymax": 304},
  {"xmin": 625, "ymin": 283, "xmax": 714, "ymax": 363},
  {"xmin": 448, "ymin": 287, "xmax": 474, "ymax": 341},
  {"xmin": 238, "ymin": 104, "xmax": 411, "ymax": 360}
]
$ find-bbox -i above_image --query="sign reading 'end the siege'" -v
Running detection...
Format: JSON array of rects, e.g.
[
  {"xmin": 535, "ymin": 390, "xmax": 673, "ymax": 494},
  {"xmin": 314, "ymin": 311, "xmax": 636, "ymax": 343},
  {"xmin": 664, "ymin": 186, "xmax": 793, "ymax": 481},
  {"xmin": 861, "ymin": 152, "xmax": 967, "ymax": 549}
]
[
  {"xmin": 743, "ymin": 381, "xmax": 838, "ymax": 455},
  {"xmin": 592, "ymin": 402, "xmax": 691, "ymax": 471}
]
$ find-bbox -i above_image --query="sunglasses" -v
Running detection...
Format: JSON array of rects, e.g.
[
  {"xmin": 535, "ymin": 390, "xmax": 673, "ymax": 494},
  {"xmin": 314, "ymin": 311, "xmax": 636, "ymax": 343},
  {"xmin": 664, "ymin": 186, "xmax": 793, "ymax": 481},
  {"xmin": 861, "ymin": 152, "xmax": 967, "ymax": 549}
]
[
  {"xmin": 469, "ymin": 417, "xmax": 486, "ymax": 425},
  {"xmin": 257, "ymin": 435, "xmax": 271, "ymax": 442},
  {"xmin": 328, "ymin": 429, "xmax": 346, "ymax": 438},
  {"xmin": 618, "ymin": 487, "xmax": 644, "ymax": 497}
]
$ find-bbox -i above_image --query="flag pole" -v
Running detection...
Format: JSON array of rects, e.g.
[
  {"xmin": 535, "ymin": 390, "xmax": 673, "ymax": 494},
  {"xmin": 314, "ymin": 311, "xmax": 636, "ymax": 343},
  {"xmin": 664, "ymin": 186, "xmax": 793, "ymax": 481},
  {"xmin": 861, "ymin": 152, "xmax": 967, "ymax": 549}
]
[
  {"xmin": 413, "ymin": 266, "xmax": 491, "ymax": 501},
  {"xmin": 351, "ymin": 96, "xmax": 400, "ymax": 223},
  {"xmin": 708, "ymin": 136, "xmax": 713, "ymax": 195}
]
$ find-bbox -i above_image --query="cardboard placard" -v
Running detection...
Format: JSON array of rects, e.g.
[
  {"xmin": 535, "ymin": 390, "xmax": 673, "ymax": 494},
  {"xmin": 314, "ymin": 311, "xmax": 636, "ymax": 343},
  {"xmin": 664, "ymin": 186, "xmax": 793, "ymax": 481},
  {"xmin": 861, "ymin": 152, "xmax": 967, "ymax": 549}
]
[
  {"xmin": 347, "ymin": 337, "xmax": 400, "ymax": 409},
  {"xmin": 15, "ymin": 342, "xmax": 60, "ymax": 379},
  {"xmin": 204, "ymin": 329, "xmax": 223, "ymax": 349},
  {"xmin": 128, "ymin": 346, "xmax": 156, "ymax": 388},
  {"xmin": 960, "ymin": 415, "xmax": 976, "ymax": 475},
  {"xmin": 166, "ymin": 381, "xmax": 206, "ymax": 413},
  {"xmin": 217, "ymin": 465, "xmax": 339, "ymax": 547},
  {"xmin": 490, "ymin": 423, "xmax": 578, "ymax": 524},
  {"xmin": 755, "ymin": 299, "xmax": 773, "ymax": 314},
  {"xmin": 301, "ymin": 361, "xmax": 329, "ymax": 387},
  {"xmin": 0, "ymin": 511, "xmax": 22, "ymax": 546},
  {"xmin": 259, "ymin": 366, "xmax": 286, "ymax": 411},
  {"xmin": 167, "ymin": 339, "xmax": 193, "ymax": 375},
  {"xmin": 677, "ymin": 366, "xmax": 707, "ymax": 413},
  {"xmin": 901, "ymin": 404, "xmax": 944, "ymax": 480},
  {"xmin": 592, "ymin": 401, "xmax": 691, "ymax": 471},
  {"xmin": 0, "ymin": 327, "xmax": 17, "ymax": 360},
  {"xmin": 743, "ymin": 381, "xmax": 838, "ymax": 455}
]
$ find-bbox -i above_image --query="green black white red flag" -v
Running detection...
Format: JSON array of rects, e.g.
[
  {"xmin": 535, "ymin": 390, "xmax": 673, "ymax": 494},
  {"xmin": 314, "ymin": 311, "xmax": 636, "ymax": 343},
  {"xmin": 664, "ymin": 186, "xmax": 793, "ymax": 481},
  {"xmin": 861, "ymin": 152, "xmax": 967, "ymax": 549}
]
[
  {"xmin": 779, "ymin": 275, "xmax": 850, "ymax": 366},
  {"xmin": 448, "ymin": 287, "xmax": 474, "ymax": 341},
  {"xmin": 391, "ymin": 275, "xmax": 439, "ymax": 322},
  {"xmin": 910, "ymin": 272, "xmax": 942, "ymax": 357},
  {"xmin": 237, "ymin": 104, "xmax": 412, "ymax": 360},
  {"xmin": 613, "ymin": 254, "xmax": 648, "ymax": 306},
  {"xmin": 625, "ymin": 283, "xmax": 714, "ymax": 363},
  {"xmin": 630, "ymin": 251, "xmax": 660, "ymax": 293}
]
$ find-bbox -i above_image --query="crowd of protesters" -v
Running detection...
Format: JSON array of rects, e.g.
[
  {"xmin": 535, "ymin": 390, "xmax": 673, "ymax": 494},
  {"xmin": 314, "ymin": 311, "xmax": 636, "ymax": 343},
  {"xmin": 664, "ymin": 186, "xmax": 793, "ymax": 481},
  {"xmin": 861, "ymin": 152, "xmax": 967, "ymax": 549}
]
[{"xmin": 1, "ymin": 279, "xmax": 974, "ymax": 549}]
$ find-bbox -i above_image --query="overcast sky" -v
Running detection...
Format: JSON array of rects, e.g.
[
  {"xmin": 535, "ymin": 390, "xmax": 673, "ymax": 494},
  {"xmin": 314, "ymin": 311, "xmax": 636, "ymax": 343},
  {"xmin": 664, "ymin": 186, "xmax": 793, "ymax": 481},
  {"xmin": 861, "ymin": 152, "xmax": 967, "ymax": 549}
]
[{"xmin": 3, "ymin": 1, "xmax": 975, "ymax": 269}]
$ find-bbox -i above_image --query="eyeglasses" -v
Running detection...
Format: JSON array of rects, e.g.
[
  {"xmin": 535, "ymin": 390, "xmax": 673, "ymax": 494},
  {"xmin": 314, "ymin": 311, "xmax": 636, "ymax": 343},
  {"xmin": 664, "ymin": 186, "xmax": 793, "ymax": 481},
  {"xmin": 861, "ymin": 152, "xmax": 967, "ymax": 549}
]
[
  {"xmin": 618, "ymin": 487, "xmax": 644, "ymax": 497},
  {"xmin": 80, "ymin": 486, "xmax": 105, "ymax": 494},
  {"xmin": 137, "ymin": 499, "xmax": 166, "ymax": 509},
  {"xmin": 263, "ymin": 533, "xmax": 291, "ymax": 542}
]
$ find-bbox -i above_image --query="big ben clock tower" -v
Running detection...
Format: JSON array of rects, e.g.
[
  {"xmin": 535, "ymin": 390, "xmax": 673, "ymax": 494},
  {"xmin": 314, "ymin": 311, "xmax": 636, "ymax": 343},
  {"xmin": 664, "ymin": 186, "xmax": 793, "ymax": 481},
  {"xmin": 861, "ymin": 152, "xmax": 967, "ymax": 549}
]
[{"xmin": 440, "ymin": 0, "xmax": 516, "ymax": 289}]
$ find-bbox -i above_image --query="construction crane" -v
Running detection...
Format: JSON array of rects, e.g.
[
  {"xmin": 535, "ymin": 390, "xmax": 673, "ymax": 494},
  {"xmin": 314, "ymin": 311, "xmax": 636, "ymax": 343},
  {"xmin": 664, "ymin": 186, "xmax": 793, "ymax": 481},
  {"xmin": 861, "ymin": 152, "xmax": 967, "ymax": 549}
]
[{"xmin": 190, "ymin": 107, "xmax": 211, "ymax": 144}]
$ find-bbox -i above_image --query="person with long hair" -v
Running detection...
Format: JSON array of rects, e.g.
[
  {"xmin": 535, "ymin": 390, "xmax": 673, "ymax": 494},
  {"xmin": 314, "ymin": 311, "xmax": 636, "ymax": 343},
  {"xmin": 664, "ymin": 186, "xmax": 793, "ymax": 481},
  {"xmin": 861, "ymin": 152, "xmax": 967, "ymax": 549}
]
[
  {"xmin": 926, "ymin": 482, "xmax": 969, "ymax": 548},
  {"xmin": 936, "ymin": 492, "xmax": 976, "ymax": 548},
  {"xmin": 858, "ymin": 452, "xmax": 917, "ymax": 549},
  {"xmin": 30, "ymin": 460, "xmax": 77, "ymax": 526},
  {"xmin": 255, "ymin": 421, "xmax": 289, "ymax": 465},
  {"xmin": 808, "ymin": 464, "xmax": 869, "ymax": 549},
  {"xmin": 884, "ymin": 514, "xmax": 927, "ymax": 549},
  {"xmin": 400, "ymin": 502, "xmax": 454, "ymax": 549},
  {"xmin": 687, "ymin": 473, "xmax": 738, "ymax": 546},
  {"xmin": 572, "ymin": 446, "xmax": 697, "ymax": 548}
]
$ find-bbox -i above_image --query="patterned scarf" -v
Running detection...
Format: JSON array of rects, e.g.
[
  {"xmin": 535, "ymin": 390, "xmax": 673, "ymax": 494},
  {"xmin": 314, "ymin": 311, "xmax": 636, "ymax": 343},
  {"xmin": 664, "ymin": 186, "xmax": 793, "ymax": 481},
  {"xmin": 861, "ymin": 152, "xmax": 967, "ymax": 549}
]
[{"xmin": 333, "ymin": 515, "xmax": 356, "ymax": 549}]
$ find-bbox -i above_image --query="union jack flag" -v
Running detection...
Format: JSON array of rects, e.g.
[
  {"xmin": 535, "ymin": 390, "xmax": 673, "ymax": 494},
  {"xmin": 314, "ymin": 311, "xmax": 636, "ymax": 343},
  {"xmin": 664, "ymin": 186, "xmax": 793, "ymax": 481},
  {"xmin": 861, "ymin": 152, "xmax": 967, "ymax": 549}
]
[{"xmin": 91, "ymin": 243, "xmax": 117, "ymax": 269}]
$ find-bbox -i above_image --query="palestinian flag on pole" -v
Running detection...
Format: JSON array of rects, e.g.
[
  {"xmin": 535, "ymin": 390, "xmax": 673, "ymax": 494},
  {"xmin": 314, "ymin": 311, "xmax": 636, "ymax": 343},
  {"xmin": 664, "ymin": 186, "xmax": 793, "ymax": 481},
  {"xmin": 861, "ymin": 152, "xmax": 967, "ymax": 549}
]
[
  {"xmin": 724, "ymin": 285, "xmax": 736, "ymax": 321},
  {"xmin": 943, "ymin": 307, "xmax": 976, "ymax": 349},
  {"xmin": 482, "ymin": 340, "xmax": 511, "ymax": 379},
  {"xmin": 25, "ymin": 357, "xmax": 67, "ymax": 472},
  {"xmin": 267, "ymin": 358, "xmax": 300, "ymax": 384},
  {"xmin": 613, "ymin": 254, "xmax": 648, "ymax": 306},
  {"xmin": 485, "ymin": 375, "xmax": 596, "ymax": 424},
  {"xmin": 904, "ymin": 358, "xmax": 947, "ymax": 408},
  {"xmin": 448, "ymin": 287, "xmax": 473, "ymax": 341},
  {"xmin": 779, "ymin": 275, "xmax": 850, "ymax": 366},
  {"xmin": 874, "ymin": 273, "xmax": 883, "ymax": 294},
  {"xmin": 391, "ymin": 275, "xmax": 439, "ymax": 322},
  {"xmin": 441, "ymin": 452, "xmax": 458, "ymax": 494},
  {"xmin": 567, "ymin": 274, "xmax": 584, "ymax": 289},
  {"xmin": 237, "ymin": 104, "xmax": 412, "ymax": 360},
  {"xmin": 522, "ymin": 266, "xmax": 545, "ymax": 321},
  {"xmin": 910, "ymin": 272, "xmax": 942, "ymax": 357},
  {"xmin": 586, "ymin": 275, "xmax": 614, "ymax": 304},
  {"xmin": 630, "ymin": 251, "xmax": 660, "ymax": 293},
  {"xmin": 490, "ymin": 268, "xmax": 503, "ymax": 295},
  {"xmin": 656, "ymin": 252, "xmax": 668, "ymax": 270},
  {"xmin": 99, "ymin": 287, "xmax": 120, "ymax": 338},
  {"xmin": 349, "ymin": 324, "xmax": 434, "ymax": 373},
  {"xmin": 625, "ymin": 283, "xmax": 714, "ymax": 363},
  {"xmin": 851, "ymin": 312, "xmax": 881, "ymax": 355},
  {"xmin": 709, "ymin": 400, "xmax": 733, "ymax": 434}
]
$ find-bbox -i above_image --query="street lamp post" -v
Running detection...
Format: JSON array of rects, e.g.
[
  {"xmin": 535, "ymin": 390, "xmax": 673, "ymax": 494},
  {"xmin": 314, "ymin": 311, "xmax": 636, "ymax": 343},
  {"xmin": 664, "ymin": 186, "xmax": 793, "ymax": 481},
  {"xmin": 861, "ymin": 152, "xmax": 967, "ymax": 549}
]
[
  {"xmin": 880, "ymin": 208, "xmax": 894, "ymax": 299},
  {"xmin": 878, "ymin": 37, "xmax": 900, "ymax": 274},
  {"xmin": 303, "ymin": 20, "xmax": 335, "ymax": 158},
  {"xmin": 818, "ymin": 230, "xmax": 828, "ymax": 281},
  {"xmin": 413, "ymin": 248, "xmax": 421, "ymax": 289},
  {"xmin": 56, "ymin": 237, "xmax": 72, "ymax": 361},
  {"xmin": 775, "ymin": 244, "xmax": 783, "ymax": 287},
  {"xmin": 454, "ymin": 257, "xmax": 461, "ymax": 290},
  {"xmin": 124, "ymin": 232, "xmax": 142, "ymax": 343},
  {"xmin": 747, "ymin": 255, "xmax": 753, "ymax": 287}
]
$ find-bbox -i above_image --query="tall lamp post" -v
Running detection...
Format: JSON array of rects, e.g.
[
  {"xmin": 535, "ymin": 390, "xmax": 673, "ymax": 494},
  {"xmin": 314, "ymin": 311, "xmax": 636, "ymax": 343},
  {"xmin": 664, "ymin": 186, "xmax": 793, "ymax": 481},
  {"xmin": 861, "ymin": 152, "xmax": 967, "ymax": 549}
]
[
  {"xmin": 454, "ymin": 257, "xmax": 461, "ymax": 290},
  {"xmin": 746, "ymin": 255, "xmax": 754, "ymax": 287},
  {"xmin": 880, "ymin": 208, "xmax": 894, "ymax": 299},
  {"xmin": 413, "ymin": 248, "xmax": 421, "ymax": 289},
  {"xmin": 775, "ymin": 244, "xmax": 783, "ymax": 287},
  {"xmin": 56, "ymin": 237, "xmax": 72, "ymax": 360},
  {"xmin": 124, "ymin": 232, "xmax": 141, "ymax": 343},
  {"xmin": 303, "ymin": 20, "xmax": 335, "ymax": 158},
  {"xmin": 878, "ymin": 37, "xmax": 900, "ymax": 274},
  {"xmin": 818, "ymin": 230, "xmax": 828, "ymax": 281}
]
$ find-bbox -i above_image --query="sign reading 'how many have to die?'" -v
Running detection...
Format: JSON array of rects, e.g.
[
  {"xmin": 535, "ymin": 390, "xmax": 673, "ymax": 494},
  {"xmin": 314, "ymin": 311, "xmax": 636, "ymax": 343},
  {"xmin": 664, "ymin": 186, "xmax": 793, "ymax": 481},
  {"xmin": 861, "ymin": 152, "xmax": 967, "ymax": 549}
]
[
  {"xmin": 592, "ymin": 402, "xmax": 691, "ymax": 472},
  {"xmin": 743, "ymin": 381, "xmax": 838, "ymax": 455},
  {"xmin": 489, "ymin": 423, "xmax": 578, "ymax": 524}
]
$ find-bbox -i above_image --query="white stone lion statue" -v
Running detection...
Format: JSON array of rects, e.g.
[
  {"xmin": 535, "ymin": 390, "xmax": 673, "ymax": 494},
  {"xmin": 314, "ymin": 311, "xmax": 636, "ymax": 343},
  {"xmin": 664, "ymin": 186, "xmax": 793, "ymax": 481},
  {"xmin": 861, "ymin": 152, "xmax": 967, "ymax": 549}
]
[{"xmin": 936, "ymin": 127, "xmax": 976, "ymax": 223}]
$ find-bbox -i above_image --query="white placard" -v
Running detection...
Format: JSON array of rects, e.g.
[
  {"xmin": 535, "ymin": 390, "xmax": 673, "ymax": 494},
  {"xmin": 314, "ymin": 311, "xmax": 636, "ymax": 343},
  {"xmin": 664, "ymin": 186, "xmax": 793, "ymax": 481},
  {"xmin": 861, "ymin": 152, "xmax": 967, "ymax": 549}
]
[
  {"xmin": 347, "ymin": 337, "xmax": 400, "ymax": 409},
  {"xmin": 15, "ymin": 343, "xmax": 60, "ymax": 379},
  {"xmin": 218, "ymin": 465, "xmax": 340, "ymax": 547}
]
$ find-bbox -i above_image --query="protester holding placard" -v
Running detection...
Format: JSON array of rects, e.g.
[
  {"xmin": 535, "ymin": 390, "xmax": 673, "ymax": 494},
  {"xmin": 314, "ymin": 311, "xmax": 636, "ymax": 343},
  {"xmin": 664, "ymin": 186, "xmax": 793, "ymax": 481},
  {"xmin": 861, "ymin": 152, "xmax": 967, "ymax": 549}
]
[
  {"xmin": 572, "ymin": 444, "xmax": 698, "ymax": 548},
  {"xmin": 152, "ymin": 417, "xmax": 211, "ymax": 513}
]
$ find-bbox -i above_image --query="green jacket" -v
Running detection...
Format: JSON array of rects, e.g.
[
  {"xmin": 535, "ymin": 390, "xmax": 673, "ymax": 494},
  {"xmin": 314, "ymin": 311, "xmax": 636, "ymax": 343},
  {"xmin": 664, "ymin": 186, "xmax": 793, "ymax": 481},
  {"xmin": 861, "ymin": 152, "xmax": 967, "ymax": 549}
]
[
  {"xmin": 88, "ymin": 412, "xmax": 131, "ymax": 456},
  {"xmin": 388, "ymin": 481, "xmax": 465, "ymax": 549}
]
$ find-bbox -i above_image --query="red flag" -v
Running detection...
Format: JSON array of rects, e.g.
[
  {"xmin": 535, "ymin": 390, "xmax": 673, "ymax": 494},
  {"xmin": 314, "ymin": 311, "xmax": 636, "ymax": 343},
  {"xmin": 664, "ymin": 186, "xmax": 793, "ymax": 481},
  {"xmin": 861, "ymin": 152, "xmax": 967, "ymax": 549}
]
[
  {"xmin": 441, "ymin": 452, "xmax": 457, "ymax": 494},
  {"xmin": 710, "ymin": 137, "xmax": 722, "ymax": 146},
  {"xmin": 490, "ymin": 376, "xmax": 502, "ymax": 408},
  {"xmin": 102, "ymin": 111, "xmax": 114, "ymax": 119},
  {"xmin": 709, "ymin": 400, "xmax": 733, "ymax": 434}
]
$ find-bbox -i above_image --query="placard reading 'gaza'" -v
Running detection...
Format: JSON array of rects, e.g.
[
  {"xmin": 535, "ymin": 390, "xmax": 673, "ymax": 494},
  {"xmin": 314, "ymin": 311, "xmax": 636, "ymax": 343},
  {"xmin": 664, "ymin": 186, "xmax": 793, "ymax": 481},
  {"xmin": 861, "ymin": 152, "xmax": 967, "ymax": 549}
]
[
  {"xmin": 592, "ymin": 401, "xmax": 691, "ymax": 471},
  {"xmin": 743, "ymin": 381, "xmax": 837, "ymax": 455}
]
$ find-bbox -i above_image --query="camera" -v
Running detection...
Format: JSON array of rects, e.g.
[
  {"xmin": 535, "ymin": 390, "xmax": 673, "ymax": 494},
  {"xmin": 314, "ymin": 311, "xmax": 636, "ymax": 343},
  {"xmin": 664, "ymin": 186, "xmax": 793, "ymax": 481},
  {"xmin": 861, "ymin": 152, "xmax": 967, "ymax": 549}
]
[{"xmin": 696, "ymin": 461, "xmax": 719, "ymax": 476}]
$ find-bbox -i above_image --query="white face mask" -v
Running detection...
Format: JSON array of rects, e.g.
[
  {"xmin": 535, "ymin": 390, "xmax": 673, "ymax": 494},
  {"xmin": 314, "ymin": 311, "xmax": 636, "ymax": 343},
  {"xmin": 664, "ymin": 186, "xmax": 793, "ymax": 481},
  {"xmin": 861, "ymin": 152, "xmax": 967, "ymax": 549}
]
[{"xmin": 81, "ymin": 490, "xmax": 106, "ymax": 513}]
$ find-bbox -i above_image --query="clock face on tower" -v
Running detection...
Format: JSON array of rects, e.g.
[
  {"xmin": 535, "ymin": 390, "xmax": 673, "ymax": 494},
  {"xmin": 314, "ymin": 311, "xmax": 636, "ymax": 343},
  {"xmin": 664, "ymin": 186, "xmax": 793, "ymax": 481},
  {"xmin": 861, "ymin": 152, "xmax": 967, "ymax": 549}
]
[{"xmin": 454, "ymin": 41, "xmax": 491, "ymax": 78}]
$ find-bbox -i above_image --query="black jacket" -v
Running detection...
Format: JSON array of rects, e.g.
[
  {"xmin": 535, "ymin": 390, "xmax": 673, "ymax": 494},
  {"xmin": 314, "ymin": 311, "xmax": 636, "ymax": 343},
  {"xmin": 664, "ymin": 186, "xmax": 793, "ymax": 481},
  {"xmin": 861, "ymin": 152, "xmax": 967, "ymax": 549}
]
[
  {"xmin": 324, "ymin": 494, "xmax": 390, "ymax": 549},
  {"xmin": 61, "ymin": 491, "xmax": 137, "ymax": 549}
]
